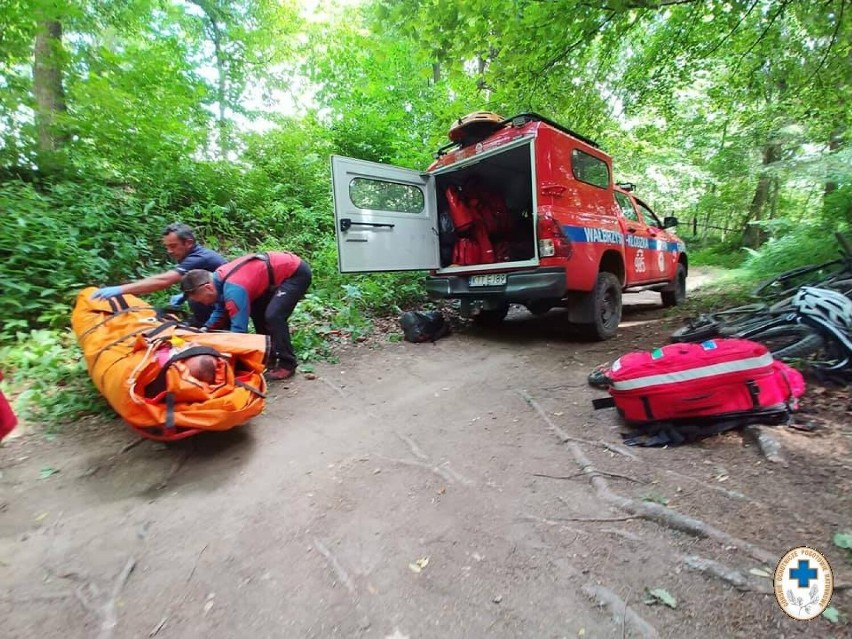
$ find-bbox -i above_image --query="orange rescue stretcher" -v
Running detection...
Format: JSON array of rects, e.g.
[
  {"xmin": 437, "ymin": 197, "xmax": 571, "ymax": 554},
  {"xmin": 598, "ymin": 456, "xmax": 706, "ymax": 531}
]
[{"xmin": 72, "ymin": 288, "xmax": 269, "ymax": 441}]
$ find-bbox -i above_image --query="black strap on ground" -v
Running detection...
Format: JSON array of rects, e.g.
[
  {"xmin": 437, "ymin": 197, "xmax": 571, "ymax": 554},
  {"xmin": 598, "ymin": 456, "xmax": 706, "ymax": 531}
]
[
  {"xmin": 235, "ymin": 380, "xmax": 266, "ymax": 398},
  {"xmin": 592, "ymin": 397, "xmax": 616, "ymax": 410},
  {"xmin": 621, "ymin": 407, "xmax": 792, "ymax": 447}
]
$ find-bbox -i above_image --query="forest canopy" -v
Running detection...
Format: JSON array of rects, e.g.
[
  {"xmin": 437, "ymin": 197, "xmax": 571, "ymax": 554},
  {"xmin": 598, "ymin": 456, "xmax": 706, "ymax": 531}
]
[{"xmin": 1, "ymin": 0, "xmax": 850, "ymax": 340}]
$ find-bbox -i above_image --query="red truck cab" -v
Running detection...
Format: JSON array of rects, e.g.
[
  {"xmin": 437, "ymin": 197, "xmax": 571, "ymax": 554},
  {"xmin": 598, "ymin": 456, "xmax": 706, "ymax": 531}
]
[{"xmin": 331, "ymin": 112, "xmax": 687, "ymax": 339}]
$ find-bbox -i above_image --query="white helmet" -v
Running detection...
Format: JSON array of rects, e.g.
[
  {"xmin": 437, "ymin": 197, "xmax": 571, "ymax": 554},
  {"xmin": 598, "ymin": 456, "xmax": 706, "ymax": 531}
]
[{"xmin": 793, "ymin": 286, "xmax": 852, "ymax": 332}]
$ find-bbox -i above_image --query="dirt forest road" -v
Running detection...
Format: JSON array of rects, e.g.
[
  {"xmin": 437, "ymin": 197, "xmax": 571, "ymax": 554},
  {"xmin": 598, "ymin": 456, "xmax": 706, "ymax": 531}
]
[{"xmin": 1, "ymin": 281, "xmax": 851, "ymax": 638}]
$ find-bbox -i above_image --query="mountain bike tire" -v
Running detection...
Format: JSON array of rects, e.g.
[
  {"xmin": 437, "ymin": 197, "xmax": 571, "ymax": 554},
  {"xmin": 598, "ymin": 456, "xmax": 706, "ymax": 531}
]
[
  {"xmin": 738, "ymin": 324, "xmax": 825, "ymax": 360},
  {"xmin": 670, "ymin": 317, "xmax": 721, "ymax": 342},
  {"xmin": 751, "ymin": 261, "xmax": 847, "ymax": 301}
]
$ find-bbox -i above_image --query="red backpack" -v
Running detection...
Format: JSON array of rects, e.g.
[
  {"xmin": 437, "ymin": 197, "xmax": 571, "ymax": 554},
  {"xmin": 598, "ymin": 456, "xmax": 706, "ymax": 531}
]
[{"xmin": 593, "ymin": 339, "xmax": 806, "ymax": 446}]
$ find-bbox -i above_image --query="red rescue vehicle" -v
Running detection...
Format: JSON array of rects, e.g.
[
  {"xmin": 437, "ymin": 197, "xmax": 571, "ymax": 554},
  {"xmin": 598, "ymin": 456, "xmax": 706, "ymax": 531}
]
[{"xmin": 331, "ymin": 112, "xmax": 687, "ymax": 340}]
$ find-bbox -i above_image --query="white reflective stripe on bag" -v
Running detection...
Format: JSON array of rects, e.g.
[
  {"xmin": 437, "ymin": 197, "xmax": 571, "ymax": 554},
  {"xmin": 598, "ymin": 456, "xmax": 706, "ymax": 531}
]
[{"xmin": 610, "ymin": 353, "xmax": 775, "ymax": 391}]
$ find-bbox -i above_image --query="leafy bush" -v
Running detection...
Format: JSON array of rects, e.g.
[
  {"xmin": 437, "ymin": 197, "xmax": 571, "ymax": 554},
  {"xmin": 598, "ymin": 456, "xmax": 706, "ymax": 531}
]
[
  {"xmin": 741, "ymin": 222, "xmax": 850, "ymax": 282},
  {"xmin": 0, "ymin": 330, "xmax": 111, "ymax": 430},
  {"xmin": 688, "ymin": 240, "xmax": 749, "ymax": 269}
]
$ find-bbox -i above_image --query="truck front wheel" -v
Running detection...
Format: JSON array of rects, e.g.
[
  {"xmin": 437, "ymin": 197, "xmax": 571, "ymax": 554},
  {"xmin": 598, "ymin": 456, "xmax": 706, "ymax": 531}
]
[
  {"xmin": 661, "ymin": 264, "xmax": 687, "ymax": 307},
  {"xmin": 581, "ymin": 272, "xmax": 622, "ymax": 340}
]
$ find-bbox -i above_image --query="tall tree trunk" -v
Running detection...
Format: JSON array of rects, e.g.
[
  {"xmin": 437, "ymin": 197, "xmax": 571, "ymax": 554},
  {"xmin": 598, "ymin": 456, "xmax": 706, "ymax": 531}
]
[
  {"xmin": 192, "ymin": 0, "xmax": 229, "ymax": 160},
  {"xmin": 212, "ymin": 33, "xmax": 229, "ymax": 160},
  {"xmin": 824, "ymin": 125, "xmax": 843, "ymax": 196},
  {"xmin": 32, "ymin": 18, "xmax": 67, "ymax": 169},
  {"xmin": 742, "ymin": 143, "xmax": 781, "ymax": 248},
  {"xmin": 822, "ymin": 125, "xmax": 852, "ymax": 230}
]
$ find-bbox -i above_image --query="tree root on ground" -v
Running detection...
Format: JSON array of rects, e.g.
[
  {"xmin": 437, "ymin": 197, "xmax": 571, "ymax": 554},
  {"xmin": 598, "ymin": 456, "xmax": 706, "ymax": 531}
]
[
  {"xmin": 743, "ymin": 425, "xmax": 787, "ymax": 466},
  {"xmin": 682, "ymin": 555, "xmax": 772, "ymax": 594},
  {"xmin": 517, "ymin": 390, "xmax": 638, "ymax": 459},
  {"xmin": 72, "ymin": 557, "xmax": 137, "ymax": 639},
  {"xmin": 581, "ymin": 584, "xmax": 659, "ymax": 639},
  {"xmin": 663, "ymin": 469, "xmax": 757, "ymax": 504},
  {"xmin": 521, "ymin": 390, "xmax": 778, "ymax": 566}
]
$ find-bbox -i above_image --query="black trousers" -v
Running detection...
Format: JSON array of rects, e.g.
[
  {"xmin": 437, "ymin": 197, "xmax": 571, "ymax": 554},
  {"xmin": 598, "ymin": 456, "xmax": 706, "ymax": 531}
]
[{"xmin": 250, "ymin": 261, "xmax": 312, "ymax": 370}]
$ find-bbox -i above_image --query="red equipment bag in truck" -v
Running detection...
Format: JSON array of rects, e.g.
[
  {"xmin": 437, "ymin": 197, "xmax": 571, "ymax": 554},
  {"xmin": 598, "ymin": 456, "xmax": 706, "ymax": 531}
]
[
  {"xmin": 445, "ymin": 186, "xmax": 478, "ymax": 232},
  {"xmin": 592, "ymin": 338, "xmax": 806, "ymax": 446}
]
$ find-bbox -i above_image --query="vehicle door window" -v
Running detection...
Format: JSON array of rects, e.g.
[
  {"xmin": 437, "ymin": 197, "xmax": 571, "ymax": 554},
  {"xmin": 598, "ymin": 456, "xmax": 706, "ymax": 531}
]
[
  {"xmin": 571, "ymin": 149, "xmax": 610, "ymax": 188},
  {"xmin": 614, "ymin": 192, "xmax": 639, "ymax": 223},
  {"xmin": 635, "ymin": 199, "xmax": 661, "ymax": 228},
  {"xmin": 349, "ymin": 177, "xmax": 424, "ymax": 213}
]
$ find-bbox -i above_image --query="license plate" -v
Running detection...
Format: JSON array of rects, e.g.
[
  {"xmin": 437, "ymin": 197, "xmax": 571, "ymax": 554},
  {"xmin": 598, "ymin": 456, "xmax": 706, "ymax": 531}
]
[{"xmin": 469, "ymin": 273, "xmax": 507, "ymax": 287}]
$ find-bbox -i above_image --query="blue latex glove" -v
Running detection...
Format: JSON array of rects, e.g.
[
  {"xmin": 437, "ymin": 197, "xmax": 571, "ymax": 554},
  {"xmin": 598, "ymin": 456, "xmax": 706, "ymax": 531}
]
[
  {"xmin": 91, "ymin": 286, "xmax": 123, "ymax": 300},
  {"xmin": 169, "ymin": 293, "xmax": 185, "ymax": 306}
]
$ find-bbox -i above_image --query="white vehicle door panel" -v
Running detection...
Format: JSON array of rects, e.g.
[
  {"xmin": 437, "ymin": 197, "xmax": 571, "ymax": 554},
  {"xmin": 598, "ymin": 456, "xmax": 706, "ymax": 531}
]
[{"xmin": 331, "ymin": 156, "xmax": 439, "ymax": 273}]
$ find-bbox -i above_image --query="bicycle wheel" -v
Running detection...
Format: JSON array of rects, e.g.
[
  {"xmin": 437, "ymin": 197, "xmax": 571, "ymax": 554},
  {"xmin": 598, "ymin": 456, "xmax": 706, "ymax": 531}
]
[
  {"xmin": 825, "ymin": 277, "xmax": 852, "ymax": 298},
  {"xmin": 738, "ymin": 324, "xmax": 825, "ymax": 360},
  {"xmin": 752, "ymin": 260, "xmax": 846, "ymax": 301},
  {"xmin": 671, "ymin": 315, "xmax": 720, "ymax": 342}
]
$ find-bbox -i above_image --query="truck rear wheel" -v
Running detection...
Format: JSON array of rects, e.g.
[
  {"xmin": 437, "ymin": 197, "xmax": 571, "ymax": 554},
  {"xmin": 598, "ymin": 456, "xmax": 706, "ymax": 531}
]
[
  {"xmin": 581, "ymin": 272, "xmax": 622, "ymax": 340},
  {"xmin": 473, "ymin": 304, "xmax": 510, "ymax": 327}
]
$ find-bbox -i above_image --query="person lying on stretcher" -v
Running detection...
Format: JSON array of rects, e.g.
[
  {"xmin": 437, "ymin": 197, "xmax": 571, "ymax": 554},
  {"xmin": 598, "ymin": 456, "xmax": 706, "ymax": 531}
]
[{"xmin": 139, "ymin": 340, "xmax": 230, "ymax": 400}]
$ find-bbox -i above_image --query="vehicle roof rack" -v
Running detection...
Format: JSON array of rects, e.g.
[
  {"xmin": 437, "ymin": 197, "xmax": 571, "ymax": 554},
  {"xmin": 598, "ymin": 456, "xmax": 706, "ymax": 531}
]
[{"xmin": 435, "ymin": 112, "xmax": 600, "ymax": 158}]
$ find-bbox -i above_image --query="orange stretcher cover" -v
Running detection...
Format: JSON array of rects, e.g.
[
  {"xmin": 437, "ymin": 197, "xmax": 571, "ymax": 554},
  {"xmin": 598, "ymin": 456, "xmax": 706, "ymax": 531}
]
[{"xmin": 72, "ymin": 288, "xmax": 269, "ymax": 439}]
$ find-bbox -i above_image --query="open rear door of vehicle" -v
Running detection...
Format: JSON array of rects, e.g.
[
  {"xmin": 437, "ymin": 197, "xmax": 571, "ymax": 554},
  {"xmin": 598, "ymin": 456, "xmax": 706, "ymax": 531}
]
[{"xmin": 331, "ymin": 155, "xmax": 440, "ymax": 273}]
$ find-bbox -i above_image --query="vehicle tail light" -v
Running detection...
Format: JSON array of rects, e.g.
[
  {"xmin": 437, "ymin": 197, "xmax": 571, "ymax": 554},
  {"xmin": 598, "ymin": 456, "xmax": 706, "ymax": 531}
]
[{"xmin": 537, "ymin": 213, "xmax": 572, "ymax": 258}]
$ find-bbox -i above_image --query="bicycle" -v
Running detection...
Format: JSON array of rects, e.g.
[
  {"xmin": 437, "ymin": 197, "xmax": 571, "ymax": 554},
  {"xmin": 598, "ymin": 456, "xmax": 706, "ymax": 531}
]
[
  {"xmin": 672, "ymin": 232, "xmax": 852, "ymax": 344},
  {"xmin": 731, "ymin": 286, "xmax": 852, "ymax": 378},
  {"xmin": 750, "ymin": 232, "xmax": 852, "ymax": 303}
]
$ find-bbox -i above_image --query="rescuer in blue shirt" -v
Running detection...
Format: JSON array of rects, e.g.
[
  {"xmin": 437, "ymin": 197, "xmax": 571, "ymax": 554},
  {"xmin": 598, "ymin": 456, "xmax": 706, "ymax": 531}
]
[{"xmin": 91, "ymin": 223, "xmax": 227, "ymax": 327}]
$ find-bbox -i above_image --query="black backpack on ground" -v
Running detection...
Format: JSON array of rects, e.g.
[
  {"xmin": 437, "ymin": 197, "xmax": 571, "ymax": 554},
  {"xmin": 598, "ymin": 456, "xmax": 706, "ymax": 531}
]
[{"xmin": 400, "ymin": 311, "xmax": 450, "ymax": 343}]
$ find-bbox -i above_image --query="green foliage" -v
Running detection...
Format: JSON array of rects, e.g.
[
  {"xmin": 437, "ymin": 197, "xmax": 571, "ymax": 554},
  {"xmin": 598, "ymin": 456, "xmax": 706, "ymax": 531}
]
[
  {"xmin": 0, "ymin": 181, "xmax": 171, "ymax": 339},
  {"xmin": 834, "ymin": 531, "xmax": 852, "ymax": 561},
  {"xmin": 741, "ymin": 223, "xmax": 850, "ymax": 282},
  {"xmin": 822, "ymin": 606, "xmax": 847, "ymax": 625},
  {"xmin": 3, "ymin": 0, "xmax": 852, "ymax": 432},
  {"xmin": 0, "ymin": 330, "xmax": 111, "ymax": 430},
  {"xmin": 688, "ymin": 242, "xmax": 749, "ymax": 270}
]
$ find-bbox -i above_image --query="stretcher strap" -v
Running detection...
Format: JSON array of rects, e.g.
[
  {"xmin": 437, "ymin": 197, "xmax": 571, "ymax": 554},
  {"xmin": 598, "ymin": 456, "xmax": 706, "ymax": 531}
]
[
  {"xmin": 107, "ymin": 294, "xmax": 130, "ymax": 313},
  {"xmin": 235, "ymin": 380, "xmax": 266, "ymax": 398},
  {"xmin": 78, "ymin": 306, "xmax": 153, "ymax": 342},
  {"xmin": 127, "ymin": 339, "xmax": 162, "ymax": 404},
  {"xmin": 165, "ymin": 393, "xmax": 175, "ymax": 433},
  {"xmin": 144, "ymin": 346, "xmax": 226, "ymax": 399},
  {"xmin": 145, "ymin": 320, "xmax": 191, "ymax": 340},
  {"xmin": 91, "ymin": 327, "xmax": 157, "ymax": 369}
]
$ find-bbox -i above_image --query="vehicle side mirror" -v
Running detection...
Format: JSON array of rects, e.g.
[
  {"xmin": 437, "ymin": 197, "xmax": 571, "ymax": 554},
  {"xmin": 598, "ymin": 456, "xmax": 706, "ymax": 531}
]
[{"xmin": 662, "ymin": 216, "xmax": 679, "ymax": 229}]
